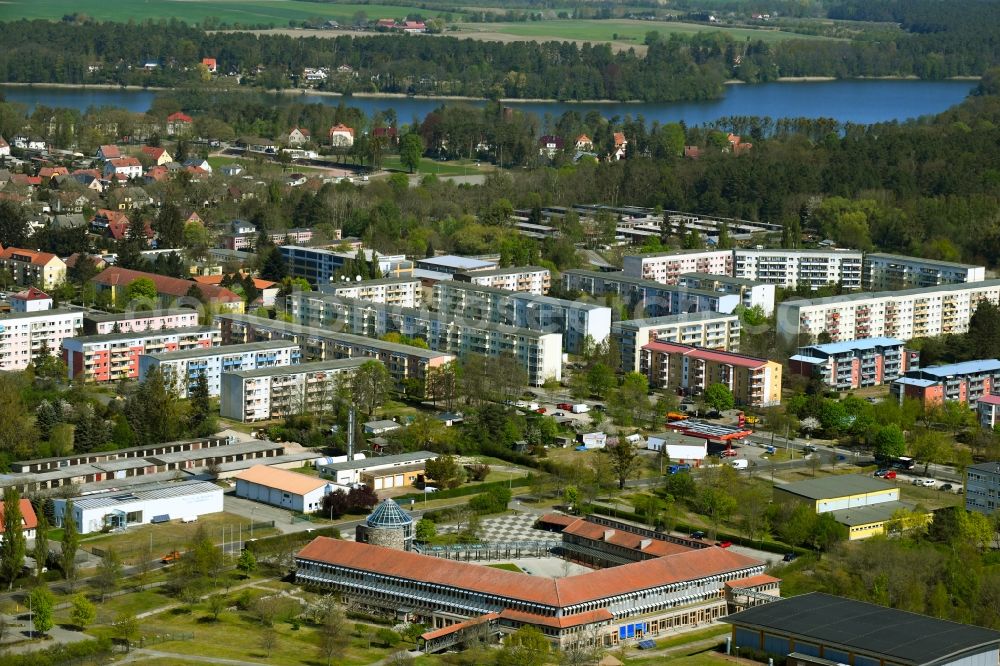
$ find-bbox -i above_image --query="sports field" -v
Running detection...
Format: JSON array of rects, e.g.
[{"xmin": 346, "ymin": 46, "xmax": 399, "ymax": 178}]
[
  {"xmin": 454, "ymin": 18, "xmax": 833, "ymax": 45},
  {"xmin": 0, "ymin": 0, "xmax": 447, "ymax": 25}
]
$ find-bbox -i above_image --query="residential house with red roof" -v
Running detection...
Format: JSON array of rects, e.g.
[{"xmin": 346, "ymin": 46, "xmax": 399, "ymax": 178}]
[
  {"xmin": 0, "ymin": 246, "xmax": 67, "ymax": 289},
  {"xmin": 165, "ymin": 112, "xmax": 194, "ymax": 136},
  {"xmin": 328, "ymin": 123, "xmax": 355, "ymax": 147},
  {"xmin": 286, "ymin": 127, "xmax": 311, "ymax": 147},
  {"xmin": 96, "ymin": 145, "xmax": 121, "ymax": 161},
  {"xmin": 641, "ymin": 340, "xmax": 781, "ymax": 407},
  {"xmin": 38, "ymin": 166, "xmax": 68, "ymax": 182},
  {"xmin": 140, "ymin": 145, "xmax": 173, "ymax": 166},
  {"xmin": 612, "ymin": 132, "xmax": 628, "ymax": 160},
  {"xmin": 575, "ymin": 134, "xmax": 593, "ymax": 151},
  {"xmin": 201, "ymin": 57, "xmax": 218, "ymax": 73},
  {"xmin": 9, "ymin": 287, "xmax": 53, "ymax": 313},
  {"xmin": 144, "ymin": 165, "xmax": 170, "ymax": 184},
  {"xmin": 102, "ymin": 157, "xmax": 142, "ymax": 180},
  {"xmin": 0, "ymin": 136, "xmax": 9, "ymax": 157},
  {"xmin": 0, "ymin": 499, "xmax": 38, "ymax": 542},
  {"xmin": 727, "ymin": 133, "xmax": 752, "ymax": 155},
  {"xmin": 90, "ymin": 266, "xmax": 245, "ymax": 313}
]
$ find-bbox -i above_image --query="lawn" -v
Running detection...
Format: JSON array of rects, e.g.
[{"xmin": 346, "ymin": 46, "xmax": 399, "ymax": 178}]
[
  {"xmin": 380, "ymin": 154, "xmax": 491, "ymax": 177},
  {"xmin": 486, "ymin": 562, "xmax": 523, "ymax": 573},
  {"xmin": 454, "ymin": 18, "xmax": 833, "ymax": 45},
  {"xmin": 140, "ymin": 596, "xmax": 405, "ymax": 666},
  {"xmin": 0, "ymin": 1, "xmax": 449, "ymax": 26},
  {"xmin": 82, "ymin": 512, "xmax": 279, "ymax": 564}
]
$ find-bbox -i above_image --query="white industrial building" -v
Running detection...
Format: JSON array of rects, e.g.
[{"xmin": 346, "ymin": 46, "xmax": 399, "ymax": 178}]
[
  {"xmin": 646, "ymin": 432, "xmax": 708, "ymax": 466},
  {"xmin": 52, "ymin": 481, "xmax": 224, "ymax": 534},
  {"xmin": 139, "ymin": 340, "xmax": 299, "ymax": 398},
  {"xmin": 317, "ymin": 450, "xmax": 436, "ymax": 488},
  {"xmin": 235, "ymin": 465, "xmax": 340, "ymax": 513}
]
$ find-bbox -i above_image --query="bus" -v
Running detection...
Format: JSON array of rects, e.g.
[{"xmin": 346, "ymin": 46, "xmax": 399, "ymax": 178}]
[{"xmin": 876, "ymin": 454, "xmax": 916, "ymax": 470}]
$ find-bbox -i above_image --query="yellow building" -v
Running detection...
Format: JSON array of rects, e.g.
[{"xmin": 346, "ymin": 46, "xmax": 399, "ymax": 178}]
[
  {"xmin": 774, "ymin": 475, "xmax": 928, "ymax": 540},
  {"xmin": 641, "ymin": 341, "xmax": 781, "ymax": 407}
]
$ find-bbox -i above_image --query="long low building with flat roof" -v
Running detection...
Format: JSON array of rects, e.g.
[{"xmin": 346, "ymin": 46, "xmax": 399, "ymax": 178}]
[
  {"xmin": 53, "ymin": 480, "xmax": 224, "ymax": 534},
  {"xmin": 295, "ymin": 536, "xmax": 778, "ymax": 650},
  {"xmin": 725, "ymin": 592, "xmax": 1000, "ymax": 666},
  {"xmin": 317, "ymin": 450, "xmax": 437, "ymax": 489},
  {"xmin": 453, "ymin": 265, "xmax": 551, "ymax": 295},
  {"xmin": 214, "ymin": 313, "xmax": 455, "ymax": 388},
  {"xmin": 773, "ymin": 475, "xmax": 925, "ymax": 540}
]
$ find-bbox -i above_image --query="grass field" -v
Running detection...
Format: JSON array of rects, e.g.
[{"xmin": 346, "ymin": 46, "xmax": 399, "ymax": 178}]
[
  {"xmin": 454, "ymin": 18, "xmax": 834, "ymax": 46},
  {"xmin": 486, "ymin": 562, "xmax": 524, "ymax": 573},
  {"xmin": 381, "ymin": 154, "xmax": 491, "ymax": 177},
  {"xmin": 0, "ymin": 0, "xmax": 447, "ymax": 25}
]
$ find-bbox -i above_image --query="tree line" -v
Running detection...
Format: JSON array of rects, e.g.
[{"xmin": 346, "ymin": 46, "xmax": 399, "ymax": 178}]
[{"xmin": 3, "ymin": 6, "xmax": 1000, "ymax": 101}]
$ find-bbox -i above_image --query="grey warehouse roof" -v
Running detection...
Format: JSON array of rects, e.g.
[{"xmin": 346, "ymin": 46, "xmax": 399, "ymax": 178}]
[
  {"xmin": 319, "ymin": 450, "xmax": 436, "ymax": 473},
  {"xmin": 724, "ymin": 592, "xmax": 1000, "ymax": 665},
  {"xmin": 67, "ymin": 480, "xmax": 221, "ymax": 511},
  {"xmin": 776, "ymin": 475, "xmax": 895, "ymax": 501}
]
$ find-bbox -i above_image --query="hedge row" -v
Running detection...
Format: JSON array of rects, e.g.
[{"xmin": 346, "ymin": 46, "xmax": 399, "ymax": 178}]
[{"xmin": 0, "ymin": 637, "xmax": 113, "ymax": 666}]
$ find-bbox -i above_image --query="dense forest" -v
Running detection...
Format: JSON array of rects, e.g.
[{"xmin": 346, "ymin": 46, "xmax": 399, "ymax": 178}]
[{"xmin": 1, "ymin": 0, "xmax": 999, "ymax": 100}]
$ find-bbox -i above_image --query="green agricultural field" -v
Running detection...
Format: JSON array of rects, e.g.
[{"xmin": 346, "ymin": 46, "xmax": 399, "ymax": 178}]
[
  {"xmin": 0, "ymin": 0, "xmax": 446, "ymax": 25},
  {"xmin": 454, "ymin": 18, "xmax": 834, "ymax": 45}
]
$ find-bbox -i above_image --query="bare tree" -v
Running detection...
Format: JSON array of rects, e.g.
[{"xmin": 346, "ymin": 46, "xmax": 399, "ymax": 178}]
[{"xmin": 317, "ymin": 606, "xmax": 349, "ymax": 666}]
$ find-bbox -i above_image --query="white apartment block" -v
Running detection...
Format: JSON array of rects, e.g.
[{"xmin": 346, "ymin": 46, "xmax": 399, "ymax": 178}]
[
  {"xmin": 862, "ymin": 254, "xmax": 986, "ymax": 291},
  {"xmin": 734, "ymin": 249, "xmax": 864, "ymax": 290},
  {"xmin": 63, "ymin": 326, "xmax": 220, "ymax": 383},
  {"xmin": 286, "ymin": 294, "xmax": 562, "ymax": 385},
  {"xmin": 220, "ymin": 358, "xmax": 371, "ymax": 422},
  {"xmin": 0, "ymin": 308, "xmax": 82, "ymax": 371},
  {"xmin": 776, "ymin": 279, "xmax": 1000, "ymax": 343},
  {"xmin": 453, "ymin": 265, "xmax": 551, "ymax": 295},
  {"xmin": 319, "ymin": 277, "xmax": 422, "ymax": 308},
  {"xmin": 279, "ymin": 246, "xmax": 413, "ymax": 286},
  {"xmin": 138, "ymin": 341, "xmax": 299, "ymax": 398},
  {"xmin": 83, "ymin": 308, "xmax": 201, "ymax": 335},
  {"xmin": 677, "ymin": 273, "xmax": 777, "ymax": 315},
  {"xmin": 429, "ymin": 280, "xmax": 611, "ymax": 354},
  {"xmin": 623, "ymin": 250, "xmax": 733, "ymax": 284},
  {"xmin": 612, "ymin": 312, "xmax": 741, "ymax": 373},
  {"xmin": 562, "ymin": 270, "xmax": 740, "ymax": 319}
]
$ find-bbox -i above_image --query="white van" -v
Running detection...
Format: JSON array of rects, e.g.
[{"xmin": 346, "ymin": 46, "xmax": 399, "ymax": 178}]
[{"xmin": 729, "ymin": 459, "xmax": 749, "ymax": 470}]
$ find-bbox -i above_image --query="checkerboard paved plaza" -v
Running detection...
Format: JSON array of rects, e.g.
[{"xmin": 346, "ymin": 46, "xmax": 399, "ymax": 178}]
[{"xmin": 438, "ymin": 513, "xmax": 552, "ymax": 542}]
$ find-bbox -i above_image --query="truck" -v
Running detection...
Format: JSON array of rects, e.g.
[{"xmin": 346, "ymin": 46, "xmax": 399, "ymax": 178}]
[
  {"xmin": 161, "ymin": 550, "xmax": 182, "ymax": 564},
  {"xmin": 729, "ymin": 459, "xmax": 749, "ymax": 470},
  {"xmin": 571, "ymin": 403, "xmax": 590, "ymax": 414},
  {"xmin": 668, "ymin": 463, "xmax": 692, "ymax": 474}
]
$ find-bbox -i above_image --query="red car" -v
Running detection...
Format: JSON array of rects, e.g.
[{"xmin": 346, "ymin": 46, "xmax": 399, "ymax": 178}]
[
  {"xmin": 556, "ymin": 403, "xmax": 572, "ymax": 411},
  {"xmin": 535, "ymin": 407, "xmax": 546, "ymax": 414},
  {"xmin": 716, "ymin": 541, "xmax": 733, "ymax": 549}
]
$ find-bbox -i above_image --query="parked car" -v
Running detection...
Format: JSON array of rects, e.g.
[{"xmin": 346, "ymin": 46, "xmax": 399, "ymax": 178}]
[
  {"xmin": 716, "ymin": 541, "xmax": 733, "ymax": 549},
  {"xmin": 535, "ymin": 407, "xmax": 546, "ymax": 414},
  {"xmin": 689, "ymin": 530, "xmax": 706, "ymax": 540},
  {"xmin": 921, "ymin": 478, "xmax": 936, "ymax": 487},
  {"xmin": 940, "ymin": 483, "xmax": 954, "ymax": 491},
  {"xmin": 783, "ymin": 552, "xmax": 798, "ymax": 562},
  {"xmin": 884, "ymin": 470, "xmax": 897, "ymax": 479},
  {"xmin": 721, "ymin": 448, "xmax": 739, "ymax": 457},
  {"xmin": 668, "ymin": 463, "xmax": 692, "ymax": 475},
  {"xmin": 553, "ymin": 412, "xmax": 565, "ymax": 417},
  {"xmin": 874, "ymin": 469, "xmax": 891, "ymax": 477},
  {"xmin": 803, "ymin": 444, "xmax": 818, "ymax": 453}
]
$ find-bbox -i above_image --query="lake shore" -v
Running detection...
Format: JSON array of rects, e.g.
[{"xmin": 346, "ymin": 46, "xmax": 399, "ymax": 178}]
[{"xmin": 1, "ymin": 77, "xmax": 978, "ymax": 106}]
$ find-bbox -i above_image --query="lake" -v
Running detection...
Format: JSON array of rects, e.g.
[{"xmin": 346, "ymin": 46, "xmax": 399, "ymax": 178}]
[{"xmin": 0, "ymin": 79, "xmax": 977, "ymax": 126}]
